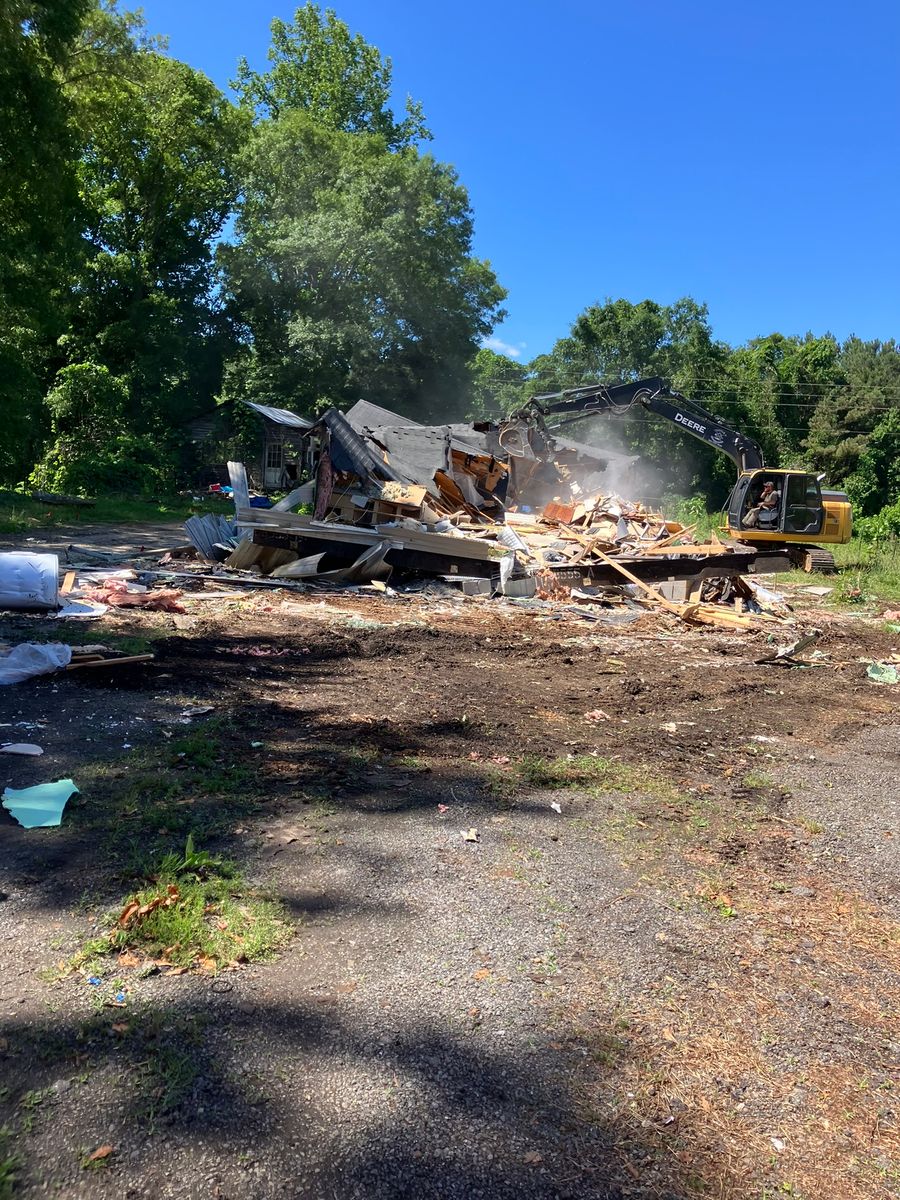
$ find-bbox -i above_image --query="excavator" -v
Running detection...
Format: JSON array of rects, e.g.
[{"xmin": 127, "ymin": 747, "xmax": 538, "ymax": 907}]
[{"xmin": 498, "ymin": 376, "xmax": 852, "ymax": 572}]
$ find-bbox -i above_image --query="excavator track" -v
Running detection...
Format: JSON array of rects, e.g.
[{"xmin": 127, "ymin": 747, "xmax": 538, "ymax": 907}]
[{"xmin": 788, "ymin": 545, "xmax": 837, "ymax": 574}]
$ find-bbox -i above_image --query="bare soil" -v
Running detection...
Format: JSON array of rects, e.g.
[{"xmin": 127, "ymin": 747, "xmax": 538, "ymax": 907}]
[{"xmin": 1, "ymin": 532, "xmax": 899, "ymax": 1199}]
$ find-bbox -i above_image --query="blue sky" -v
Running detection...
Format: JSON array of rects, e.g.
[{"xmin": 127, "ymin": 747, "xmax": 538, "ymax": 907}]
[{"xmin": 142, "ymin": 0, "xmax": 900, "ymax": 361}]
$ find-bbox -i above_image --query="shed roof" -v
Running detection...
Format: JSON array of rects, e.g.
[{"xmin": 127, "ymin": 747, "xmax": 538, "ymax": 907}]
[{"xmin": 242, "ymin": 400, "xmax": 312, "ymax": 430}]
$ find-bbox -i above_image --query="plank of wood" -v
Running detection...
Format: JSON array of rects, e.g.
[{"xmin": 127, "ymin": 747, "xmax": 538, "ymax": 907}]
[
  {"xmin": 650, "ymin": 522, "xmax": 697, "ymax": 550},
  {"xmin": 66, "ymin": 654, "xmax": 155, "ymax": 671},
  {"xmin": 61, "ymin": 571, "xmax": 76, "ymax": 596},
  {"xmin": 690, "ymin": 608, "xmax": 754, "ymax": 630}
]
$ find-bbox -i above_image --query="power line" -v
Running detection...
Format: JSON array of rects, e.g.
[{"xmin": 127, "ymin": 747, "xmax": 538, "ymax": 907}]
[{"xmin": 471, "ymin": 380, "xmax": 900, "ymax": 409}]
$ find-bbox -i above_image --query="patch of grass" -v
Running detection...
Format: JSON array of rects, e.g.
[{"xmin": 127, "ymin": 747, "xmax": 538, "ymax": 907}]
[
  {"xmin": 513, "ymin": 754, "xmax": 685, "ymax": 803},
  {"xmin": 68, "ymin": 838, "xmax": 290, "ymax": 973},
  {"xmin": 742, "ymin": 770, "xmax": 775, "ymax": 789},
  {"xmin": 777, "ymin": 538, "xmax": 900, "ymax": 603},
  {"xmin": 0, "ymin": 1131, "xmax": 19, "ymax": 1200},
  {"xmin": 0, "ymin": 622, "xmax": 163, "ymax": 658},
  {"xmin": 0, "ymin": 488, "xmax": 201, "ymax": 534},
  {"xmin": 74, "ymin": 715, "xmax": 258, "ymax": 860}
]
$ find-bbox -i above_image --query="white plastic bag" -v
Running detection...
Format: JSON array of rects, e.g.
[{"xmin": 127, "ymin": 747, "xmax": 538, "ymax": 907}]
[{"xmin": 0, "ymin": 642, "xmax": 73, "ymax": 685}]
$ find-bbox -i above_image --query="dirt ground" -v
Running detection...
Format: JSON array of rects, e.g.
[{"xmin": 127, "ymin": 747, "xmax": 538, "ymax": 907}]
[{"xmin": 1, "ymin": 527, "xmax": 899, "ymax": 1199}]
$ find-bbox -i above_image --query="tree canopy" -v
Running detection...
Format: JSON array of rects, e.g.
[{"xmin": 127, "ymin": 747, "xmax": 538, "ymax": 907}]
[
  {"xmin": 233, "ymin": 3, "xmax": 428, "ymax": 148},
  {"xmin": 220, "ymin": 113, "xmax": 505, "ymax": 421}
]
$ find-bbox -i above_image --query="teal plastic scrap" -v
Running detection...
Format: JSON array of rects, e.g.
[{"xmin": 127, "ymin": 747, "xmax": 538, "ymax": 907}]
[
  {"xmin": 867, "ymin": 662, "xmax": 899, "ymax": 686},
  {"xmin": 1, "ymin": 778, "xmax": 79, "ymax": 828}
]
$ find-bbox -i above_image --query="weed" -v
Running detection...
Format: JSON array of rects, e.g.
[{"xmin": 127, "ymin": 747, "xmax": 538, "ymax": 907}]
[
  {"xmin": 799, "ymin": 817, "xmax": 824, "ymax": 835},
  {"xmin": 395, "ymin": 754, "xmax": 429, "ymax": 772},
  {"xmin": 742, "ymin": 770, "xmax": 774, "ymax": 790},
  {"xmin": 697, "ymin": 880, "xmax": 738, "ymax": 919},
  {"xmin": 0, "ymin": 1131, "xmax": 19, "ymax": 1200},
  {"xmin": 17, "ymin": 1089, "xmax": 49, "ymax": 1112},
  {"xmin": 582, "ymin": 1028, "xmax": 628, "ymax": 1067},
  {"xmin": 142, "ymin": 1035, "xmax": 201, "ymax": 1127},
  {"xmin": 67, "ymin": 838, "xmax": 290, "ymax": 972}
]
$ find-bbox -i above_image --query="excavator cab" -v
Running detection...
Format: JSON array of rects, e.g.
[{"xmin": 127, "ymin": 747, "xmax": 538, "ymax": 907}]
[{"xmin": 726, "ymin": 470, "xmax": 851, "ymax": 547}]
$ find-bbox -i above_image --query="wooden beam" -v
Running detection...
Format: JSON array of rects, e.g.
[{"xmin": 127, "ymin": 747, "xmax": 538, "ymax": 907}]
[{"xmin": 588, "ymin": 547, "xmax": 686, "ymax": 615}]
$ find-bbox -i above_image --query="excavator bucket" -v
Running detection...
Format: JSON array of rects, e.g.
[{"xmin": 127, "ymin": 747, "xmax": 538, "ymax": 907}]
[{"xmin": 498, "ymin": 416, "xmax": 542, "ymax": 460}]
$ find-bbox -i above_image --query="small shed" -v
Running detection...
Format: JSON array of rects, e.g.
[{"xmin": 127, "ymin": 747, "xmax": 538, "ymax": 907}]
[{"xmin": 241, "ymin": 402, "xmax": 313, "ymax": 490}]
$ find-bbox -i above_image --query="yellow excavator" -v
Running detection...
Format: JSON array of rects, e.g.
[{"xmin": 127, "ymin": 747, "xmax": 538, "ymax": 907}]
[{"xmin": 499, "ymin": 377, "xmax": 852, "ymax": 571}]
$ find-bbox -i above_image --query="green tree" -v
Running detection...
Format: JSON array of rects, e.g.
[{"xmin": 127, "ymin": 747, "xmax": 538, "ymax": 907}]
[
  {"xmin": 30, "ymin": 363, "xmax": 174, "ymax": 495},
  {"xmin": 0, "ymin": 0, "xmax": 91, "ymax": 482},
  {"xmin": 220, "ymin": 113, "xmax": 505, "ymax": 421},
  {"xmin": 726, "ymin": 332, "xmax": 841, "ymax": 468},
  {"xmin": 61, "ymin": 28, "xmax": 247, "ymax": 432},
  {"xmin": 233, "ymin": 3, "xmax": 428, "ymax": 148},
  {"xmin": 467, "ymin": 347, "xmax": 528, "ymax": 419},
  {"xmin": 805, "ymin": 337, "xmax": 900, "ymax": 509}
]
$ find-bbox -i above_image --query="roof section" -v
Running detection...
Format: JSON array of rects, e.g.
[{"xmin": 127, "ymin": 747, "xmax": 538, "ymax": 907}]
[
  {"xmin": 320, "ymin": 411, "xmax": 399, "ymax": 482},
  {"xmin": 242, "ymin": 400, "xmax": 312, "ymax": 430},
  {"xmin": 343, "ymin": 399, "xmax": 420, "ymax": 431},
  {"xmin": 362, "ymin": 425, "xmax": 451, "ymax": 492}
]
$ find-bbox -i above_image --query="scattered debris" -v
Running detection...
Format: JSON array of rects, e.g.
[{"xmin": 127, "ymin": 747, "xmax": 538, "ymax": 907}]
[
  {"xmin": 0, "ymin": 744, "xmax": 44, "ymax": 756},
  {"xmin": 55, "ymin": 598, "xmax": 109, "ymax": 618},
  {"xmin": 81, "ymin": 579, "xmax": 185, "ymax": 612},
  {"xmin": 463, "ymin": 828, "xmax": 480, "ymax": 843},
  {"xmin": 84, "ymin": 1145, "xmax": 114, "ymax": 1165},
  {"xmin": 2, "ymin": 778, "xmax": 79, "ymax": 828},
  {"xmin": 756, "ymin": 630, "xmax": 822, "ymax": 666},
  {"xmin": 584, "ymin": 709, "xmax": 610, "ymax": 723},
  {"xmin": 184, "ymin": 512, "xmax": 238, "ymax": 561}
]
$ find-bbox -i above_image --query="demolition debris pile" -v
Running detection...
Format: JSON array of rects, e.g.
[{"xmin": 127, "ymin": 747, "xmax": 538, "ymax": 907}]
[{"xmin": 198, "ymin": 399, "xmax": 792, "ymax": 630}]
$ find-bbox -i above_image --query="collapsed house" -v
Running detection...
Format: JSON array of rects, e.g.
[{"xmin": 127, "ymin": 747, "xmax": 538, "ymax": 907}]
[
  {"xmin": 224, "ymin": 399, "xmax": 781, "ymax": 628},
  {"xmin": 308, "ymin": 399, "xmax": 637, "ymax": 523}
]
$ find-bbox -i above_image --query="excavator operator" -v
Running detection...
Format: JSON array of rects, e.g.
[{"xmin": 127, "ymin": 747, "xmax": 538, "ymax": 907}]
[{"xmin": 743, "ymin": 480, "xmax": 781, "ymax": 529}]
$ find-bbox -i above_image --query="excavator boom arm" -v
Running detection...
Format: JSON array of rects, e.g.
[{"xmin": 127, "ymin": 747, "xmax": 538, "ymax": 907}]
[{"xmin": 517, "ymin": 377, "xmax": 765, "ymax": 473}]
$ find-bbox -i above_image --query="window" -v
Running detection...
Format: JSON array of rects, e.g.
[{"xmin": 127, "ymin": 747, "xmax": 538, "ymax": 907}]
[
  {"xmin": 783, "ymin": 474, "xmax": 823, "ymax": 535},
  {"xmin": 266, "ymin": 440, "xmax": 284, "ymax": 470}
]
